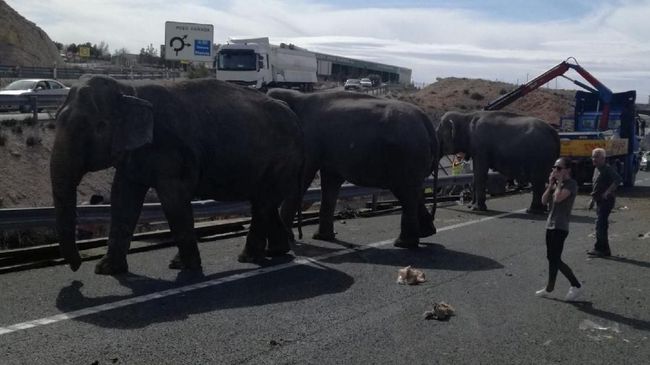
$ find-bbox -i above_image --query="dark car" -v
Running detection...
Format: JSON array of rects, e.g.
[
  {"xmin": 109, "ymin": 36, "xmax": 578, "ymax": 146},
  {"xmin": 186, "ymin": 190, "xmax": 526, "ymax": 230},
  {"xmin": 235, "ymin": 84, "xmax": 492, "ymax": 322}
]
[{"xmin": 344, "ymin": 79, "xmax": 362, "ymax": 90}]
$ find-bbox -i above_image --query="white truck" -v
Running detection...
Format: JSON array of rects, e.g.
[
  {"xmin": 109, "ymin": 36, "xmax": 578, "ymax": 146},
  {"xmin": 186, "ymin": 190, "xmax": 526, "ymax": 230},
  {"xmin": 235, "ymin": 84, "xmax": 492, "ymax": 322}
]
[{"xmin": 216, "ymin": 37, "xmax": 317, "ymax": 91}]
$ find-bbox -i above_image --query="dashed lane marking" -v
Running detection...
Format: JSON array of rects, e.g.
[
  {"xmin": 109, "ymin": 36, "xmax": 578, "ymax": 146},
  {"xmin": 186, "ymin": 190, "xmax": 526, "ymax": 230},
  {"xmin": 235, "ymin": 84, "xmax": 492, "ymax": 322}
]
[{"xmin": 0, "ymin": 208, "xmax": 525, "ymax": 336}]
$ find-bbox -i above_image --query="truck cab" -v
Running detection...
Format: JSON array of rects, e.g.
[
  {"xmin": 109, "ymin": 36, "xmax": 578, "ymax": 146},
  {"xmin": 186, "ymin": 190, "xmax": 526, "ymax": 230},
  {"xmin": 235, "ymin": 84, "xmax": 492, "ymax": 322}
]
[
  {"xmin": 217, "ymin": 39, "xmax": 270, "ymax": 89},
  {"xmin": 216, "ymin": 37, "xmax": 317, "ymax": 91}
]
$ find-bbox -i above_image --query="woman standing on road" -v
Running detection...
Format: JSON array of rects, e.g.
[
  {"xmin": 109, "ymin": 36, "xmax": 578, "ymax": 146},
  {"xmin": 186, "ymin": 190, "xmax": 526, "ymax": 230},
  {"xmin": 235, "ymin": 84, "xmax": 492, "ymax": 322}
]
[{"xmin": 536, "ymin": 157, "xmax": 582, "ymax": 301}]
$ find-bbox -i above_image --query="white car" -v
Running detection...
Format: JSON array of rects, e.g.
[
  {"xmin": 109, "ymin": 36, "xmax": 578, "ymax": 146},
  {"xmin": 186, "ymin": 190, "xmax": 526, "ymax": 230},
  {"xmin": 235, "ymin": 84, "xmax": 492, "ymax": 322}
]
[
  {"xmin": 359, "ymin": 78, "xmax": 373, "ymax": 88},
  {"xmin": 0, "ymin": 79, "xmax": 70, "ymax": 112}
]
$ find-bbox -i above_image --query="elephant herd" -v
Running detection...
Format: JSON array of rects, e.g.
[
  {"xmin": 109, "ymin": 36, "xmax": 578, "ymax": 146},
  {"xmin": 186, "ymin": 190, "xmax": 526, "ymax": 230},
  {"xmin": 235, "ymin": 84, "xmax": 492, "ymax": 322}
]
[{"xmin": 50, "ymin": 76, "xmax": 560, "ymax": 275}]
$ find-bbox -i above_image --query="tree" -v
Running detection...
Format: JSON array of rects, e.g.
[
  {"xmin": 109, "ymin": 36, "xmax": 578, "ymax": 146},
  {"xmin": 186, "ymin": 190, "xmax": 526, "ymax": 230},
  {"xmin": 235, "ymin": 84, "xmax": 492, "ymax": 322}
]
[
  {"xmin": 138, "ymin": 43, "xmax": 159, "ymax": 65},
  {"xmin": 112, "ymin": 47, "xmax": 130, "ymax": 66}
]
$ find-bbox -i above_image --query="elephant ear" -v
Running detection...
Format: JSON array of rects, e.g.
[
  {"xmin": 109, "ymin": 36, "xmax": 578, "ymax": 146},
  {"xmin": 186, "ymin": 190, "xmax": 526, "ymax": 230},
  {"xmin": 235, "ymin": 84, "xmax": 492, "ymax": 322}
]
[{"xmin": 112, "ymin": 95, "xmax": 154, "ymax": 157}]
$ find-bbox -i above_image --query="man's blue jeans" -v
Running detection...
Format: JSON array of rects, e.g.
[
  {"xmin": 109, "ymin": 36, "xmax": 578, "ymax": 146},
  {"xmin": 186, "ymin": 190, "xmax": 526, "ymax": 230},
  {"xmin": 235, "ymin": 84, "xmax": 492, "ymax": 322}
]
[{"xmin": 595, "ymin": 197, "xmax": 614, "ymax": 253}]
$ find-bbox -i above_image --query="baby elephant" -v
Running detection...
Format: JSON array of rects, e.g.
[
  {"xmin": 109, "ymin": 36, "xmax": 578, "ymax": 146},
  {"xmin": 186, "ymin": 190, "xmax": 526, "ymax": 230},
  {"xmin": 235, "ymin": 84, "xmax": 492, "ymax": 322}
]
[{"xmin": 268, "ymin": 88, "xmax": 439, "ymax": 248}]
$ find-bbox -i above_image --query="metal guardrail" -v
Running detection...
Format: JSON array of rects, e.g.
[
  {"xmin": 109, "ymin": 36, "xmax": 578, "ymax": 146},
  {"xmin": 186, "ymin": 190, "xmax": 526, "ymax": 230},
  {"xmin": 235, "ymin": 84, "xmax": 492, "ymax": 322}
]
[
  {"xmin": 0, "ymin": 174, "xmax": 487, "ymax": 231},
  {"xmin": 0, "ymin": 64, "xmax": 181, "ymax": 81},
  {"xmin": 0, "ymin": 94, "xmax": 67, "ymax": 120}
]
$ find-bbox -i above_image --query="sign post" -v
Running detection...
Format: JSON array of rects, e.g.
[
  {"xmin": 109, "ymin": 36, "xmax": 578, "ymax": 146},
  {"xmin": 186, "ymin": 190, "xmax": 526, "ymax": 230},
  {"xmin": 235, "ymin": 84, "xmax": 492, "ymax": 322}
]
[{"xmin": 164, "ymin": 21, "xmax": 214, "ymax": 62}]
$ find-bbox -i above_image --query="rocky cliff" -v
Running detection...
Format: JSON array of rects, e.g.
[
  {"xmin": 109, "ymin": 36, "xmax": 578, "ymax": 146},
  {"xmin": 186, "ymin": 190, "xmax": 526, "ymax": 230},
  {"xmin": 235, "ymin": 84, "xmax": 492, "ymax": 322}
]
[{"xmin": 0, "ymin": 0, "xmax": 63, "ymax": 67}]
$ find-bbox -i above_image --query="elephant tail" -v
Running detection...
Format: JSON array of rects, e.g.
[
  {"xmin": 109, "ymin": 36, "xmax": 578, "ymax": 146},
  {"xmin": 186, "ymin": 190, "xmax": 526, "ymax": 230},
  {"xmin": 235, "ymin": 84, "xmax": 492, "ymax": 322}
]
[
  {"xmin": 430, "ymin": 158, "xmax": 438, "ymax": 219},
  {"xmin": 297, "ymin": 156, "xmax": 305, "ymax": 240}
]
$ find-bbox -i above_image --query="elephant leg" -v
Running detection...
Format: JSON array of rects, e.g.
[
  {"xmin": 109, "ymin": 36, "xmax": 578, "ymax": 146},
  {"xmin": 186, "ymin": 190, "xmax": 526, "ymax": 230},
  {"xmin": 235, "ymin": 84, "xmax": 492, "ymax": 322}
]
[
  {"xmin": 313, "ymin": 171, "xmax": 344, "ymax": 241},
  {"xmin": 280, "ymin": 163, "xmax": 318, "ymax": 241},
  {"xmin": 471, "ymin": 162, "xmax": 489, "ymax": 211},
  {"xmin": 527, "ymin": 179, "xmax": 547, "ymax": 214},
  {"xmin": 266, "ymin": 205, "xmax": 292, "ymax": 257},
  {"xmin": 95, "ymin": 171, "xmax": 148, "ymax": 275},
  {"xmin": 238, "ymin": 200, "xmax": 270, "ymax": 263},
  {"xmin": 156, "ymin": 184, "xmax": 202, "ymax": 271},
  {"xmin": 392, "ymin": 186, "xmax": 421, "ymax": 249},
  {"xmin": 418, "ymin": 199, "xmax": 436, "ymax": 237}
]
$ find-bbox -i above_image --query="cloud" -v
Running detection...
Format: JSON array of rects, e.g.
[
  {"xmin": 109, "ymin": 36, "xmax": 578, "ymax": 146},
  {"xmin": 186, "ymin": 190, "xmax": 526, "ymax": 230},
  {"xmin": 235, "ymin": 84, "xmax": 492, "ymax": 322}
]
[{"xmin": 5, "ymin": 0, "xmax": 650, "ymax": 97}]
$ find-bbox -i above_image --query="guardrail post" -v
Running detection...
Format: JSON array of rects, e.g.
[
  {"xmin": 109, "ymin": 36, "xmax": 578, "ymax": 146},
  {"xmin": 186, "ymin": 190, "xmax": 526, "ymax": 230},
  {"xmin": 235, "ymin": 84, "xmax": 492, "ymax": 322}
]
[
  {"xmin": 30, "ymin": 96, "xmax": 38, "ymax": 121},
  {"xmin": 370, "ymin": 193, "xmax": 379, "ymax": 211}
]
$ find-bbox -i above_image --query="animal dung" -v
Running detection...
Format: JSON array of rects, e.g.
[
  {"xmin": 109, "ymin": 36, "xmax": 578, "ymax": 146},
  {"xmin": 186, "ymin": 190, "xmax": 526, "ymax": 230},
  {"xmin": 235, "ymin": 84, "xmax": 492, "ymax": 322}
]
[
  {"xmin": 396, "ymin": 266, "xmax": 426, "ymax": 285},
  {"xmin": 424, "ymin": 302, "xmax": 455, "ymax": 321}
]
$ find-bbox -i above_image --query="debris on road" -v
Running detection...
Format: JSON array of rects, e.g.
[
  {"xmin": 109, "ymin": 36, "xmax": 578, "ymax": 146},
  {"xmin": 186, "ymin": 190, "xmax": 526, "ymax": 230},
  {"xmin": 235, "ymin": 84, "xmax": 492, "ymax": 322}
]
[
  {"xmin": 397, "ymin": 266, "xmax": 426, "ymax": 285},
  {"xmin": 424, "ymin": 302, "xmax": 455, "ymax": 321}
]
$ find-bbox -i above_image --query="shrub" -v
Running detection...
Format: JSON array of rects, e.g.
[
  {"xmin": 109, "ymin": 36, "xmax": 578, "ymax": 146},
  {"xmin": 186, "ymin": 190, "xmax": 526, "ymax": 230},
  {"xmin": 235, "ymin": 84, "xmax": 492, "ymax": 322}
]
[
  {"xmin": 470, "ymin": 92, "xmax": 484, "ymax": 101},
  {"xmin": 463, "ymin": 89, "xmax": 469, "ymax": 95},
  {"xmin": 0, "ymin": 133, "xmax": 6, "ymax": 146},
  {"xmin": 25, "ymin": 136, "xmax": 41, "ymax": 146},
  {"xmin": 187, "ymin": 64, "xmax": 210, "ymax": 79},
  {"xmin": 11, "ymin": 125, "xmax": 23, "ymax": 134},
  {"xmin": 499, "ymin": 88, "xmax": 508, "ymax": 95}
]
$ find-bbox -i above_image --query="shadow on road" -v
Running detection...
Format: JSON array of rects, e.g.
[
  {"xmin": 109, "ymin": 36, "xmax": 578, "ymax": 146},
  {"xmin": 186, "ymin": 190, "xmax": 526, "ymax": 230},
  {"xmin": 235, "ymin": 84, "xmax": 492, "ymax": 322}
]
[
  {"xmin": 617, "ymin": 185, "xmax": 650, "ymax": 198},
  {"xmin": 55, "ymin": 256, "xmax": 354, "ymax": 329},
  {"xmin": 570, "ymin": 301, "xmax": 650, "ymax": 332},
  {"xmin": 318, "ymin": 240, "xmax": 504, "ymax": 272},
  {"xmin": 602, "ymin": 255, "xmax": 650, "ymax": 269}
]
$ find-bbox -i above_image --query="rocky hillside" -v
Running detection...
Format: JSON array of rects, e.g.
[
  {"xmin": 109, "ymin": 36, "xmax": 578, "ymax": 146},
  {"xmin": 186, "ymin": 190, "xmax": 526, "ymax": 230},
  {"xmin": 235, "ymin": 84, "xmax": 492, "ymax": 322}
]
[
  {"xmin": 0, "ymin": 0, "xmax": 63, "ymax": 67},
  {"xmin": 395, "ymin": 77, "xmax": 576, "ymax": 124}
]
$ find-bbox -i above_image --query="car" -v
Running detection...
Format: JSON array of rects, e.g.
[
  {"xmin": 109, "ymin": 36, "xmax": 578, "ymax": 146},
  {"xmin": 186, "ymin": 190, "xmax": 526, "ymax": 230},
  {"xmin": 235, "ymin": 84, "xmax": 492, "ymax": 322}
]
[
  {"xmin": 344, "ymin": 78, "xmax": 362, "ymax": 90},
  {"xmin": 640, "ymin": 151, "xmax": 650, "ymax": 171},
  {"xmin": 359, "ymin": 78, "xmax": 373, "ymax": 88},
  {"xmin": 0, "ymin": 79, "xmax": 70, "ymax": 112}
]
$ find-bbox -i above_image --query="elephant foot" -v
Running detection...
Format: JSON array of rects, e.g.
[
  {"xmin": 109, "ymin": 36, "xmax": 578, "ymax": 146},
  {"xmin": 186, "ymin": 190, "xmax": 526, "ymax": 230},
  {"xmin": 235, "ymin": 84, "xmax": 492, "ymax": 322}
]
[
  {"xmin": 526, "ymin": 206, "xmax": 547, "ymax": 215},
  {"xmin": 393, "ymin": 237, "xmax": 419, "ymax": 249},
  {"xmin": 265, "ymin": 242, "xmax": 292, "ymax": 257},
  {"xmin": 312, "ymin": 231, "xmax": 336, "ymax": 241},
  {"xmin": 419, "ymin": 224, "xmax": 437, "ymax": 238},
  {"xmin": 470, "ymin": 203, "xmax": 488, "ymax": 211},
  {"xmin": 237, "ymin": 251, "xmax": 266, "ymax": 264},
  {"xmin": 266, "ymin": 248, "xmax": 293, "ymax": 258},
  {"xmin": 95, "ymin": 254, "xmax": 128, "ymax": 275},
  {"xmin": 168, "ymin": 253, "xmax": 202, "ymax": 270}
]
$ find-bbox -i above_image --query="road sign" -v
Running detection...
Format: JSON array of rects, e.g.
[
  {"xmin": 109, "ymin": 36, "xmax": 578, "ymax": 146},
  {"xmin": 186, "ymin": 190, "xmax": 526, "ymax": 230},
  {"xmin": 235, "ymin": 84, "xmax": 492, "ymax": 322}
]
[
  {"xmin": 79, "ymin": 46, "xmax": 90, "ymax": 58},
  {"xmin": 164, "ymin": 21, "xmax": 214, "ymax": 62}
]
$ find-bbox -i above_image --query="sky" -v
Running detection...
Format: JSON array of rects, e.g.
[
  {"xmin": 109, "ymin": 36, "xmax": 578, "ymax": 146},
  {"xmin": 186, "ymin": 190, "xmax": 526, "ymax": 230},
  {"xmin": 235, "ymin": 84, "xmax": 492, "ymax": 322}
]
[{"xmin": 6, "ymin": 0, "xmax": 650, "ymax": 100}]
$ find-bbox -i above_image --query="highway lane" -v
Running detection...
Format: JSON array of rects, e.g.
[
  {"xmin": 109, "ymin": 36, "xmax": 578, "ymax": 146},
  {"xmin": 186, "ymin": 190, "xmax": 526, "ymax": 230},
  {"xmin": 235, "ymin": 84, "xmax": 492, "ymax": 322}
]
[{"xmin": 0, "ymin": 172, "xmax": 649, "ymax": 364}]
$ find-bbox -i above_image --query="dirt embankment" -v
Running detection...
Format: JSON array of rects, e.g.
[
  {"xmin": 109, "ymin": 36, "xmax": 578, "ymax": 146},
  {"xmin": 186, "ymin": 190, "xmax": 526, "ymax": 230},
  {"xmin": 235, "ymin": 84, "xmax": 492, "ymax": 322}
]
[{"xmin": 394, "ymin": 77, "xmax": 576, "ymax": 124}]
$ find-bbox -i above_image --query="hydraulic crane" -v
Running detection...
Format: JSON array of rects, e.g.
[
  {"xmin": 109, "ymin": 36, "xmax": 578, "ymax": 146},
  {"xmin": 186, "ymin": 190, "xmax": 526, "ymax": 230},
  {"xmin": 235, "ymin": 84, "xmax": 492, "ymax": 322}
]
[{"xmin": 484, "ymin": 57, "xmax": 640, "ymax": 186}]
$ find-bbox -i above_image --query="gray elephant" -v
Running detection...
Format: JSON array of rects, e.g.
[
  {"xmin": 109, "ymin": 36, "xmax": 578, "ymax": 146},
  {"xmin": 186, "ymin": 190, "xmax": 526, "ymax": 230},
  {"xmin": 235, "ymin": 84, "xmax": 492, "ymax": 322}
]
[
  {"xmin": 51, "ymin": 76, "xmax": 304, "ymax": 274},
  {"xmin": 267, "ymin": 89, "xmax": 438, "ymax": 248},
  {"xmin": 437, "ymin": 110, "xmax": 560, "ymax": 213}
]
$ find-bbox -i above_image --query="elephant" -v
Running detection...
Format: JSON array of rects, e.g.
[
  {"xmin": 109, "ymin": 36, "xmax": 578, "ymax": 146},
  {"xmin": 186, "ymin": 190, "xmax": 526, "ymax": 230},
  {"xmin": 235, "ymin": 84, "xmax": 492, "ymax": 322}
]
[
  {"xmin": 51, "ymin": 75, "xmax": 304, "ymax": 274},
  {"xmin": 267, "ymin": 88, "xmax": 438, "ymax": 248},
  {"xmin": 437, "ymin": 110, "xmax": 560, "ymax": 213}
]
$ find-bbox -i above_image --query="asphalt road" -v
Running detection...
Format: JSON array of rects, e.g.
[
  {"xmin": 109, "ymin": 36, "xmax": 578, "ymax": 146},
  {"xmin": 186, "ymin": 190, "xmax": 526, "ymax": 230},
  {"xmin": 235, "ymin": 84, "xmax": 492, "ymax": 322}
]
[{"xmin": 1, "ymin": 172, "xmax": 649, "ymax": 364}]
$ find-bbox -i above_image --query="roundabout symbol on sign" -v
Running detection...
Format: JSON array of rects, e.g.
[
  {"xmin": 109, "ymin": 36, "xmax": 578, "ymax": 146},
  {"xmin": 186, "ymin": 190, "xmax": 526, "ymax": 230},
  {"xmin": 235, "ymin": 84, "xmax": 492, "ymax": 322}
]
[{"xmin": 169, "ymin": 35, "xmax": 191, "ymax": 56}]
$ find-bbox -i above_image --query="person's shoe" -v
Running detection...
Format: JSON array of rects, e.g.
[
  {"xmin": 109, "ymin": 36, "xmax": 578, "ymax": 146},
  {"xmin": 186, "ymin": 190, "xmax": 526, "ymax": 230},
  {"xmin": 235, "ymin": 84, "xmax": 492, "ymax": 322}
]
[
  {"xmin": 565, "ymin": 286, "xmax": 582, "ymax": 302},
  {"xmin": 535, "ymin": 288, "xmax": 551, "ymax": 298},
  {"xmin": 587, "ymin": 249, "xmax": 611, "ymax": 257}
]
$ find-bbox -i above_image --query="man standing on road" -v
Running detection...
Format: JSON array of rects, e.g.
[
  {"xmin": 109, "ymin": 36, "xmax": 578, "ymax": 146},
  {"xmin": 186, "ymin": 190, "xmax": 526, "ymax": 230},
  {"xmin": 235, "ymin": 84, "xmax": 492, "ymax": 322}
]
[{"xmin": 588, "ymin": 148, "xmax": 622, "ymax": 257}]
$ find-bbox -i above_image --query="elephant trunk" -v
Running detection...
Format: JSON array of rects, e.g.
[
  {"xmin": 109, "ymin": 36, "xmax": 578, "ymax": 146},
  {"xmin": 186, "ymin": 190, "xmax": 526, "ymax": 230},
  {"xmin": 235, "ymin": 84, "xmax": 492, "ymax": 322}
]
[{"xmin": 50, "ymin": 139, "xmax": 84, "ymax": 272}]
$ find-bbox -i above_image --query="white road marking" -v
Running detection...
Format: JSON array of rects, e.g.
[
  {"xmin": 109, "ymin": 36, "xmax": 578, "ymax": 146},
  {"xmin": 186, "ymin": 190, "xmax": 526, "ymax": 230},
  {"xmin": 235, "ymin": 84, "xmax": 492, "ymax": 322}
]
[{"xmin": 0, "ymin": 208, "xmax": 524, "ymax": 336}]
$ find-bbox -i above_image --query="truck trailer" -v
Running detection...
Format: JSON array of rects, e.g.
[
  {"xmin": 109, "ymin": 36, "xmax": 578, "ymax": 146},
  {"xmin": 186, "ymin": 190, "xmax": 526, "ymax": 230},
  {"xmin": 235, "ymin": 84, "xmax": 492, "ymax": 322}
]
[{"xmin": 216, "ymin": 37, "xmax": 317, "ymax": 91}]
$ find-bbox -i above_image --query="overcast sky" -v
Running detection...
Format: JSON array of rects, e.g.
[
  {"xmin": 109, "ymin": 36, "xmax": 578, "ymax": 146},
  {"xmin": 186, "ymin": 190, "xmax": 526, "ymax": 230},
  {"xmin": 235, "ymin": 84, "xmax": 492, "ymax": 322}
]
[{"xmin": 6, "ymin": 0, "xmax": 650, "ymax": 100}]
